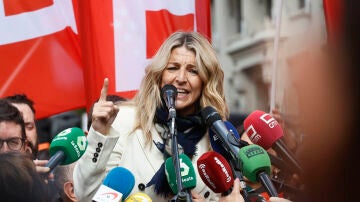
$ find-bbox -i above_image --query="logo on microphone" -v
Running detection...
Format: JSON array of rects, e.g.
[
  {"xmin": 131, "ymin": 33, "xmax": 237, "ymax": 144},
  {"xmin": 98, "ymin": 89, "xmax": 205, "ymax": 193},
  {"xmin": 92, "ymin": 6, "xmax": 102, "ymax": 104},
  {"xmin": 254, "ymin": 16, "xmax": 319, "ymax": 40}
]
[
  {"xmin": 77, "ymin": 136, "xmax": 87, "ymax": 151},
  {"xmin": 212, "ymin": 134, "xmax": 220, "ymax": 142},
  {"xmin": 260, "ymin": 113, "xmax": 278, "ymax": 128},
  {"xmin": 214, "ymin": 157, "xmax": 232, "ymax": 183},
  {"xmin": 245, "ymin": 125, "xmax": 261, "ymax": 143},
  {"xmin": 244, "ymin": 147, "xmax": 264, "ymax": 158},
  {"xmin": 100, "ymin": 192, "xmax": 119, "ymax": 200},
  {"xmin": 180, "ymin": 158, "xmax": 194, "ymax": 183},
  {"xmin": 198, "ymin": 163, "xmax": 216, "ymax": 189},
  {"xmin": 58, "ymin": 128, "xmax": 72, "ymax": 136},
  {"xmin": 180, "ymin": 158, "xmax": 190, "ymax": 176}
]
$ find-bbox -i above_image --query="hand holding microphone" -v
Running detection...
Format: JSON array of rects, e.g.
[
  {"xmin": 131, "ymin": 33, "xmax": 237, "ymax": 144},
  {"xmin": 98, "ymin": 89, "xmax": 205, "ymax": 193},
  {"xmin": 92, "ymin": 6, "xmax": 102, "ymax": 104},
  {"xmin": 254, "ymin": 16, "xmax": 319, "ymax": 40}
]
[
  {"xmin": 34, "ymin": 159, "xmax": 51, "ymax": 173},
  {"xmin": 218, "ymin": 178, "xmax": 244, "ymax": 202},
  {"xmin": 92, "ymin": 78, "xmax": 119, "ymax": 135}
]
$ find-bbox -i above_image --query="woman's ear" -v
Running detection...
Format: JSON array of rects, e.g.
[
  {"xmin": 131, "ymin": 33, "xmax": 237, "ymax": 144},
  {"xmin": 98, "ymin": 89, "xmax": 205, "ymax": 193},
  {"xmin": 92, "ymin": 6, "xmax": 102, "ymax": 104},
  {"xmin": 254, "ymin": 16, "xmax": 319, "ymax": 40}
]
[{"xmin": 64, "ymin": 181, "xmax": 77, "ymax": 201}]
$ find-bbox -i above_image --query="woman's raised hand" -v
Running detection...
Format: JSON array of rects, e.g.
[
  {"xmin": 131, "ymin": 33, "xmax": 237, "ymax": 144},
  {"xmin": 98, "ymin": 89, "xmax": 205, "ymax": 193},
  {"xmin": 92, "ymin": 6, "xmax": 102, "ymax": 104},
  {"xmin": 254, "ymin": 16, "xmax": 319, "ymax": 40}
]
[{"xmin": 91, "ymin": 78, "xmax": 119, "ymax": 135}]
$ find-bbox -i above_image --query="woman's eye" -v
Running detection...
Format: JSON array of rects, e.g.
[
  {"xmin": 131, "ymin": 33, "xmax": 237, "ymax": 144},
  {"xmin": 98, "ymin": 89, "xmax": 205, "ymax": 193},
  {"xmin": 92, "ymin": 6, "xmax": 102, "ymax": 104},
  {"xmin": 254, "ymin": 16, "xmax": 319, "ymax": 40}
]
[
  {"xmin": 166, "ymin": 66, "xmax": 177, "ymax": 70},
  {"xmin": 189, "ymin": 69, "xmax": 199, "ymax": 75}
]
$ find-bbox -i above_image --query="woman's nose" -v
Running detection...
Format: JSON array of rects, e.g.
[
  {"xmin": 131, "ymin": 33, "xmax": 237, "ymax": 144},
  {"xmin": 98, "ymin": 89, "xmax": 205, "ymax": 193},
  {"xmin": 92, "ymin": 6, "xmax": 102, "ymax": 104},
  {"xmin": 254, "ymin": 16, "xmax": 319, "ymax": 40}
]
[{"xmin": 175, "ymin": 69, "xmax": 186, "ymax": 83}]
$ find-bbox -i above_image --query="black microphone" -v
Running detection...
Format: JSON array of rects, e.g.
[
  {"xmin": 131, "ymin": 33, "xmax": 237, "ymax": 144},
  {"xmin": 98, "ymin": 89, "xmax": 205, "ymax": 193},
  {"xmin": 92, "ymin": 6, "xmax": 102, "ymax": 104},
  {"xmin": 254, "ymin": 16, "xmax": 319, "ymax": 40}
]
[
  {"xmin": 201, "ymin": 106, "xmax": 249, "ymax": 198},
  {"xmin": 201, "ymin": 106, "xmax": 241, "ymax": 158},
  {"xmin": 161, "ymin": 84, "xmax": 177, "ymax": 119}
]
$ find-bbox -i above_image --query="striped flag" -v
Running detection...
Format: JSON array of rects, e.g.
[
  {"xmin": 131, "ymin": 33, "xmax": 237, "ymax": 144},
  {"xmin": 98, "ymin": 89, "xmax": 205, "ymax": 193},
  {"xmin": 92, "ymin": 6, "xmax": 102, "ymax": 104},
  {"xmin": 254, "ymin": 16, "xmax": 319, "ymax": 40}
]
[{"xmin": 0, "ymin": 0, "xmax": 210, "ymax": 118}]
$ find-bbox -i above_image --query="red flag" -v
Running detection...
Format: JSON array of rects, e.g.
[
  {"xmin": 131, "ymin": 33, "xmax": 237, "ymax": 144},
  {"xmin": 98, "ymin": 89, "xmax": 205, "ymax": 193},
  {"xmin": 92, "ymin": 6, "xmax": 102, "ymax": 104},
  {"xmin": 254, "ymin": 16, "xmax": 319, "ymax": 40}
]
[
  {"xmin": 78, "ymin": 0, "xmax": 211, "ymax": 111},
  {"xmin": 0, "ymin": 0, "xmax": 211, "ymax": 118},
  {"xmin": 323, "ymin": 0, "xmax": 343, "ymax": 43},
  {"xmin": 0, "ymin": 0, "xmax": 85, "ymax": 119}
]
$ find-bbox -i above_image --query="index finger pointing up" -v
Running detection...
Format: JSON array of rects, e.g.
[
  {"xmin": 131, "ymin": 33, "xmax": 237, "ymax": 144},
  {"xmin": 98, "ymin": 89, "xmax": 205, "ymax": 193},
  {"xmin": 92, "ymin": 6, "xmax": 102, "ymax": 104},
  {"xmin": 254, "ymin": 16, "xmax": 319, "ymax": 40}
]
[{"xmin": 99, "ymin": 78, "xmax": 109, "ymax": 102}]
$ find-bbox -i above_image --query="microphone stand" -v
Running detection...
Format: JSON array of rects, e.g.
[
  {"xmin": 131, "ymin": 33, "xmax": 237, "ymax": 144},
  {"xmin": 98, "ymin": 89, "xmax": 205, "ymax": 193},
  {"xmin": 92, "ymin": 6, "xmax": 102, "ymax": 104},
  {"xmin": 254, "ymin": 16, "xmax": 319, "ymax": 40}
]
[{"xmin": 168, "ymin": 107, "xmax": 192, "ymax": 202}]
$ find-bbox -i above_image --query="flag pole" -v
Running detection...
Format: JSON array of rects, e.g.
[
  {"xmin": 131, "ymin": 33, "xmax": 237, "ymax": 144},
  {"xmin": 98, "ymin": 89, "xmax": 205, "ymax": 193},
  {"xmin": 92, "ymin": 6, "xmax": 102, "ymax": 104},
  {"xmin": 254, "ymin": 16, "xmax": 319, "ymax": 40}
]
[{"xmin": 270, "ymin": 0, "xmax": 284, "ymax": 113}]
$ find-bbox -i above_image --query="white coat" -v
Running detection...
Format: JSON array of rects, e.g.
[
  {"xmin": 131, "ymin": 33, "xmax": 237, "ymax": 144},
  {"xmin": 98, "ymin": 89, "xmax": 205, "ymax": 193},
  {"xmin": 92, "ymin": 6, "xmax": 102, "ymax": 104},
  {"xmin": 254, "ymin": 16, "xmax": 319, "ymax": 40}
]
[{"xmin": 73, "ymin": 105, "xmax": 219, "ymax": 202}]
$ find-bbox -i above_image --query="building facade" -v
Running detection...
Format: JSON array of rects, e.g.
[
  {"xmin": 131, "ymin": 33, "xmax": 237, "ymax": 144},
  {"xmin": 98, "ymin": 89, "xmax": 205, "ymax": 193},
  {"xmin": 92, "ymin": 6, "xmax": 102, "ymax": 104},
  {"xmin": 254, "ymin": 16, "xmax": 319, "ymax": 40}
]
[{"xmin": 211, "ymin": 0, "xmax": 326, "ymax": 116}]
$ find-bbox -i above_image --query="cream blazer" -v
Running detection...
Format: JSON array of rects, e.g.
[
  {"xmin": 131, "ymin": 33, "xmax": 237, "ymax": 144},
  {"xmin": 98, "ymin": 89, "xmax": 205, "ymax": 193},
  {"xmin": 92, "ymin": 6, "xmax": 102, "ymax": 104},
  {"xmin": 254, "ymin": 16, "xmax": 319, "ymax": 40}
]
[{"xmin": 73, "ymin": 105, "xmax": 219, "ymax": 202}]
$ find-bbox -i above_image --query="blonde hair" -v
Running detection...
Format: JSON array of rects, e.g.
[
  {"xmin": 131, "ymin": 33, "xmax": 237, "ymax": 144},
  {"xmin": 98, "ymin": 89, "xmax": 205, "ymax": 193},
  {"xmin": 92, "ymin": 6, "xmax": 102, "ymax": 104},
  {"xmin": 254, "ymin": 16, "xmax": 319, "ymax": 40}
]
[{"xmin": 130, "ymin": 31, "xmax": 228, "ymax": 144}]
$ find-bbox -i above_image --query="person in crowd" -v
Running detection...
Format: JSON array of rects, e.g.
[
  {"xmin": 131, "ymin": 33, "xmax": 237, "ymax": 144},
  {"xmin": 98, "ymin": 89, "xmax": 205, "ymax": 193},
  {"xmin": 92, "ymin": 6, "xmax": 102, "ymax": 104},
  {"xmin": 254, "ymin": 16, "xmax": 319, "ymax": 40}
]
[
  {"xmin": 5, "ymin": 94, "xmax": 41, "ymax": 159},
  {"xmin": 74, "ymin": 31, "xmax": 229, "ymax": 201},
  {"xmin": 53, "ymin": 162, "xmax": 77, "ymax": 202},
  {"xmin": 0, "ymin": 151, "xmax": 50, "ymax": 202},
  {"xmin": 0, "ymin": 99, "xmax": 51, "ymax": 174},
  {"xmin": 87, "ymin": 94, "xmax": 127, "ymax": 131},
  {"xmin": 0, "ymin": 99, "xmax": 27, "ymax": 154}
]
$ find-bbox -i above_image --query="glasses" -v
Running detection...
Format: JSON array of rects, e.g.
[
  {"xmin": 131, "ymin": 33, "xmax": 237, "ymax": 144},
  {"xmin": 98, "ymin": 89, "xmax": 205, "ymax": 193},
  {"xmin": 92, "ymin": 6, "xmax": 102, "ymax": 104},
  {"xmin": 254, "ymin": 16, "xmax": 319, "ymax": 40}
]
[{"xmin": 0, "ymin": 137, "xmax": 25, "ymax": 151}]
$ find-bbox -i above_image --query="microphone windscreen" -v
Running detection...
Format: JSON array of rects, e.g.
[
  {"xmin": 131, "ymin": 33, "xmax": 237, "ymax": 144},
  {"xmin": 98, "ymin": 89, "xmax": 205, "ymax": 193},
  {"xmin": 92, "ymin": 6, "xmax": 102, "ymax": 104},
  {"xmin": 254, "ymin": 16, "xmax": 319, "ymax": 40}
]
[
  {"xmin": 209, "ymin": 121, "xmax": 241, "ymax": 159},
  {"xmin": 238, "ymin": 144, "xmax": 271, "ymax": 183},
  {"xmin": 201, "ymin": 106, "xmax": 221, "ymax": 126},
  {"xmin": 243, "ymin": 110, "xmax": 283, "ymax": 149},
  {"xmin": 125, "ymin": 192, "xmax": 152, "ymax": 202},
  {"xmin": 161, "ymin": 84, "xmax": 177, "ymax": 96},
  {"xmin": 103, "ymin": 167, "xmax": 135, "ymax": 199},
  {"xmin": 49, "ymin": 127, "xmax": 88, "ymax": 165},
  {"xmin": 165, "ymin": 154, "xmax": 197, "ymax": 194},
  {"xmin": 197, "ymin": 151, "xmax": 234, "ymax": 193},
  {"xmin": 161, "ymin": 84, "xmax": 177, "ymax": 104}
]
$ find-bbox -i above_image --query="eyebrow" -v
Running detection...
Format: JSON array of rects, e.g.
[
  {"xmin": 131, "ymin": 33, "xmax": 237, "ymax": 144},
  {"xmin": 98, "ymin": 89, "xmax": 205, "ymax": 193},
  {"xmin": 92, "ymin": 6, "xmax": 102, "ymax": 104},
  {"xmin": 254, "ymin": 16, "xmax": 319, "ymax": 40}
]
[{"xmin": 167, "ymin": 61, "xmax": 197, "ymax": 68}]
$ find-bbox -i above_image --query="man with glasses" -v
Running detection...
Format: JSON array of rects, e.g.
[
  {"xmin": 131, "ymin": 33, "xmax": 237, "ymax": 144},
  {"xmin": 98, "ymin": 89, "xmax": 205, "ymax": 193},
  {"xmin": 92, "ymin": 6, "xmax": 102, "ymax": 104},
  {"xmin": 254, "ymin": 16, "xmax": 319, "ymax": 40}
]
[
  {"xmin": 0, "ymin": 99, "xmax": 50, "ymax": 172},
  {"xmin": 0, "ymin": 99, "xmax": 27, "ymax": 154},
  {"xmin": 4, "ymin": 94, "xmax": 39, "ymax": 159}
]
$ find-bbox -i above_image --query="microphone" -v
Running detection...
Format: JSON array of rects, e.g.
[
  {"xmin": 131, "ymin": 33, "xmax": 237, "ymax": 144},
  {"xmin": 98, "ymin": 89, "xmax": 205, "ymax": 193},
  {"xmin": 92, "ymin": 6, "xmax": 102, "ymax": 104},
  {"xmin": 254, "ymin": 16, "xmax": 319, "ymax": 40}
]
[
  {"xmin": 239, "ymin": 144, "xmax": 278, "ymax": 197},
  {"xmin": 46, "ymin": 127, "xmax": 88, "ymax": 173},
  {"xmin": 207, "ymin": 119, "xmax": 288, "ymax": 175},
  {"xmin": 124, "ymin": 192, "xmax": 152, "ymax": 202},
  {"xmin": 92, "ymin": 167, "xmax": 135, "ymax": 202},
  {"xmin": 201, "ymin": 106, "xmax": 242, "ymax": 161},
  {"xmin": 161, "ymin": 84, "xmax": 177, "ymax": 119},
  {"xmin": 197, "ymin": 151, "xmax": 234, "ymax": 196},
  {"xmin": 165, "ymin": 153, "xmax": 196, "ymax": 201},
  {"xmin": 201, "ymin": 107, "xmax": 250, "ymax": 197},
  {"xmin": 208, "ymin": 121, "xmax": 247, "ymax": 160},
  {"xmin": 243, "ymin": 110, "xmax": 303, "ymax": 174}
]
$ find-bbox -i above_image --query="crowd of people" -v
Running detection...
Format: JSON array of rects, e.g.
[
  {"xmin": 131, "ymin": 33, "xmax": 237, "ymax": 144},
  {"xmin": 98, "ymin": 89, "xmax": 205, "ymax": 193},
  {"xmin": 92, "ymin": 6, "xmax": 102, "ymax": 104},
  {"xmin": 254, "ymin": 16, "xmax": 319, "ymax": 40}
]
[{"xmin": 1, "ymin": 2, "xmax": 359, "ymax": 200}]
